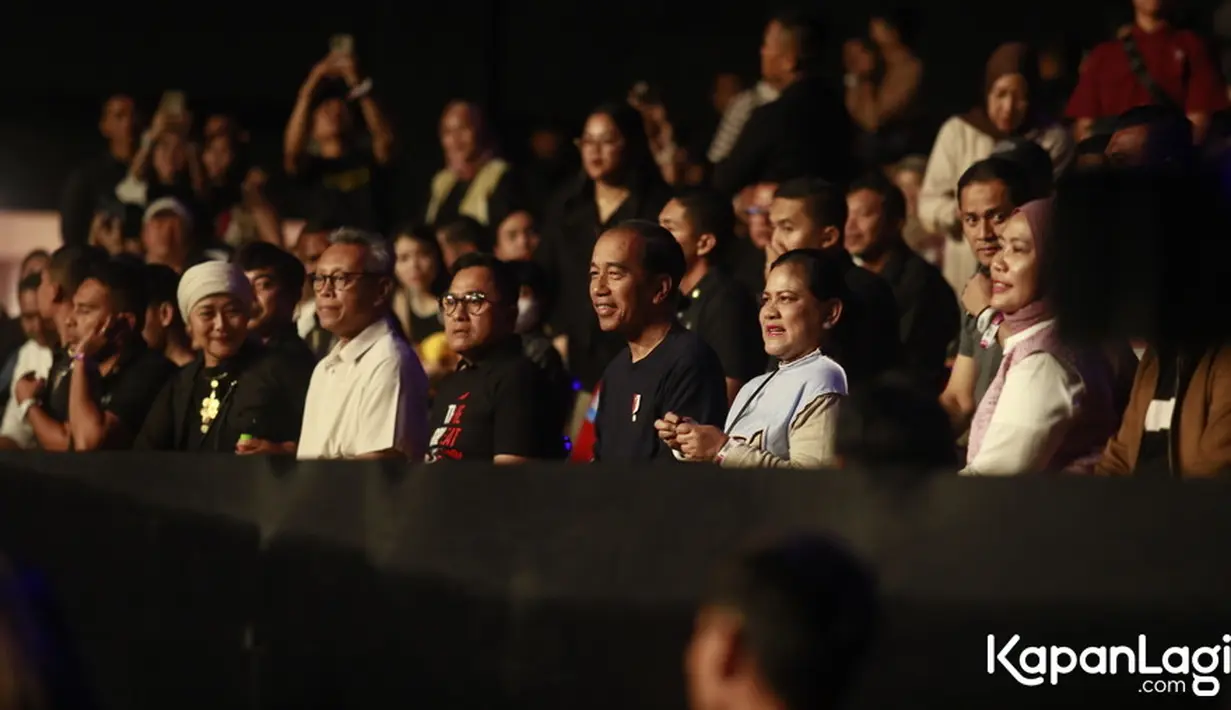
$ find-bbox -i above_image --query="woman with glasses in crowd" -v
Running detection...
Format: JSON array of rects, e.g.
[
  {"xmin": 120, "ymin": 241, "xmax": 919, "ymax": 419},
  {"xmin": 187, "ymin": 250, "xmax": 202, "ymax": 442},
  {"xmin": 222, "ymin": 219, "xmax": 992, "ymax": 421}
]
[
  {"xmin": 655, "ymin": 249, "xmax": 849, "ymax": 468},
  {"xmin": 537, "ymin": 101, "xmax": 675, "ymax": 438}
]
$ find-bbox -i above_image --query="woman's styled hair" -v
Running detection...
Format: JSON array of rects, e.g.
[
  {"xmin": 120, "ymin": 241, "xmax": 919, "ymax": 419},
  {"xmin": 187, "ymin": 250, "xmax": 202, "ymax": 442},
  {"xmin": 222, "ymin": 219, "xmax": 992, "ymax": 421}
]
[
  {"xmin": 584, "ymin": 101, "xmax": 663, "ymax": 188},
  {"xmin": 769, "ymin": 248, "xmax": 850, "ymax": 303}
]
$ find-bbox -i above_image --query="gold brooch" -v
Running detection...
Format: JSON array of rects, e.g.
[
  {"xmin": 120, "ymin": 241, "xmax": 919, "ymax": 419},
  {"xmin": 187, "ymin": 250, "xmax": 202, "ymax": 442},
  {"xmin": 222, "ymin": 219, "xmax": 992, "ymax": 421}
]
[{"xmin": 199, "ymin": 376, "xmax": 227, "ymax": 434}]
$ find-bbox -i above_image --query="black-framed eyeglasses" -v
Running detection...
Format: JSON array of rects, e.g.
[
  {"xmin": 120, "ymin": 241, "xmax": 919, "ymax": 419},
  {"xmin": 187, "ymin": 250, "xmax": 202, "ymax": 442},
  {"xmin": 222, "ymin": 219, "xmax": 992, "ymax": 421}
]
[
  {"xmin": 310, "ymin": 272, "xmax": 375, "ymax": 292},
  {"xmin": 441, "ymin": 291, "xmax": 498, "ymax": 316}
]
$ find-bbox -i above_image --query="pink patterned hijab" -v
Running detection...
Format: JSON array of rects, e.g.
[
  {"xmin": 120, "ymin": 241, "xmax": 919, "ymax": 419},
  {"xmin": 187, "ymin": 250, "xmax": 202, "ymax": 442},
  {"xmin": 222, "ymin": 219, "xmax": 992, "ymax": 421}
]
[
  {"xmin": 998, "ymin": 198, "xmax": 1053, "ymax": 333},
  {"xmin": 968, "ymin": 196, "xmax": 1120, "ymax": 472},
  {"xmin": 969, "ymin": 197, "xmax": 1058, "ymax": 467}
]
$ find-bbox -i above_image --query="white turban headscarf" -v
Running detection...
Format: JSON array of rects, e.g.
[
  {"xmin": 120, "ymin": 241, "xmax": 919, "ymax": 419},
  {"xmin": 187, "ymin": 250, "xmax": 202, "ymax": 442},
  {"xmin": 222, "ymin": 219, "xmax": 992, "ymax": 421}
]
[{"xmin": 177, "ymin": 261, "xmax": 254, "ymax": 323}]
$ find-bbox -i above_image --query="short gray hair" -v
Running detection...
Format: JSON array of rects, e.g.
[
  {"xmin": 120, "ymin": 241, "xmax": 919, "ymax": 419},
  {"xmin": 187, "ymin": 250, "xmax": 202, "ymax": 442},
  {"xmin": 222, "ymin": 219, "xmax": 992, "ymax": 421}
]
[{"xmin": 328, "ymin": 227, "xmax": 394, "ymax": 276}]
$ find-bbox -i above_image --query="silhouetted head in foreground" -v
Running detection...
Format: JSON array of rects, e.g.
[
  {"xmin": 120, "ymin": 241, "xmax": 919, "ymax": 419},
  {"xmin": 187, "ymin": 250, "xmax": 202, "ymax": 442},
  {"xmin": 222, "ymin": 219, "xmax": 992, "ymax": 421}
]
[
  {"xmin": 686, "ymin": 534, "xmax": 879, "ymax": 710},
  {"xmin": 835, "ymin": 372, "xmax": 958, "ymax": 471}
]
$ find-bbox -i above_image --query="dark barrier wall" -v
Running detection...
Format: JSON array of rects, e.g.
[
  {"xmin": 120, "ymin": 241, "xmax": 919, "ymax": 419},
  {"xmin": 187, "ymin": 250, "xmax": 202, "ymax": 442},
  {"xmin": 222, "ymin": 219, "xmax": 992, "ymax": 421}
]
[{"xmin": 2, "ymin": 453, "xmax": 1230, "ymax": 709}]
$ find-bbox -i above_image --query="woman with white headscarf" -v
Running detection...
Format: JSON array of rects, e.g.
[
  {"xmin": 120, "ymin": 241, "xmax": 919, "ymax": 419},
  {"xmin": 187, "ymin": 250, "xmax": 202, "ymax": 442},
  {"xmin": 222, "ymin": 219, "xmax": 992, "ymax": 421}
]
[{"xmin": 134, "ymin": 261, "xmax": 311, "ymax": 452}]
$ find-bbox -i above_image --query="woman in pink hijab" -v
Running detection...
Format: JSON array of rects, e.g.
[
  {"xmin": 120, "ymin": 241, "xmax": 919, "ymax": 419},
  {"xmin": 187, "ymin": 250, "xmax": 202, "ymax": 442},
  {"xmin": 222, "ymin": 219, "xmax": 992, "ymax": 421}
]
[{"xmin": 961, "ymin": 198, "xmax": 1119, "ymax": 475}]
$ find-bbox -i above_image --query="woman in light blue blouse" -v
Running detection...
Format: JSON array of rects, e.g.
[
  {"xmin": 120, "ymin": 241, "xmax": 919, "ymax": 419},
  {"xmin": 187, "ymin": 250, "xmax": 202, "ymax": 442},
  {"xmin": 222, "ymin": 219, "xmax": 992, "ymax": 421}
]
[{"xmin": 655, "ymin": 249, "xmax": 849, "ymax": 468}]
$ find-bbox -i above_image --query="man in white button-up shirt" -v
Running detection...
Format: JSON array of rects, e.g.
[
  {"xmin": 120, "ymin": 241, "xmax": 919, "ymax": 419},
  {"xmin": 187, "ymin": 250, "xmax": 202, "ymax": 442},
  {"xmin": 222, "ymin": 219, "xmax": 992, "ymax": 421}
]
[{"xmin": 294, "ymin": 228, "xmax": 428, "ymax": 460}]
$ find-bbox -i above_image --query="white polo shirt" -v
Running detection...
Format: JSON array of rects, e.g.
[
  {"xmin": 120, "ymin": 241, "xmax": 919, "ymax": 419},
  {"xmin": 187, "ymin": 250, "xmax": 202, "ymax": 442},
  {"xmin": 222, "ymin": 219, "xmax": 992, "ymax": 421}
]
[
  {"xmin": 297, "ymin": 317, "xmax": 429, "ymax": 460},
  {"xmin": 0, "ymin": 340, "xmax": 54, "ymax": 449}
]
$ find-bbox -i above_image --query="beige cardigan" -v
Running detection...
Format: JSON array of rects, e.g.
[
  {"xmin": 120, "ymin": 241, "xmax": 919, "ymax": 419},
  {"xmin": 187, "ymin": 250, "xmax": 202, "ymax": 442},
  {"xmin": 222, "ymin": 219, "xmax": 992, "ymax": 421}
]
[
  {"xmin": 424, "ymin": 158, "xmax": 510, "ymax": 226},
  {"xmin": 720, "ymin": 394, "xmax": 840, "ymax": 469},
  {"xmin": 918, "ymin": 116, "xmax": 1074, "ymax": 293}
]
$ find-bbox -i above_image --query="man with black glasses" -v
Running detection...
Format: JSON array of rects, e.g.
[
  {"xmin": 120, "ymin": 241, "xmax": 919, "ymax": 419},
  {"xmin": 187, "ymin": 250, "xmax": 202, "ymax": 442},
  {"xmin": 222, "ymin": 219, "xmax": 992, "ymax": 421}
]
[
  {"xmin": 426, "ymin": 253, "xmax": 565, "ymax": 463},
  {"xmin": 293, "ymin": 228, "xmax": 428, "ymax": 460}
]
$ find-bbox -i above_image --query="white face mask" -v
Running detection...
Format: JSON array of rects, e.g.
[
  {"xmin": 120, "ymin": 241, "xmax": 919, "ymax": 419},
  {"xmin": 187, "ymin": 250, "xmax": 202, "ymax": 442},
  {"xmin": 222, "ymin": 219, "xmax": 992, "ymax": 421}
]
[{"xmin": 515, "ymin": 296, "xmax": 540, "ymax": 334}]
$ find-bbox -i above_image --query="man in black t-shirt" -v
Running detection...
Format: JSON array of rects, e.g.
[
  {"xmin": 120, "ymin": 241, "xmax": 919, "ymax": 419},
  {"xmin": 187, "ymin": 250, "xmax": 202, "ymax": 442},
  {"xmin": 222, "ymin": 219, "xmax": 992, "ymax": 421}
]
[
  {"xmin": 25, "ymin": 260, "xmax": 173, "ymax": 451},
  {"xmin": 660, "ymin": 188, "xmax": 764, "ymax": 404},
  {"xmin": 590, "ymin": 221, "xmax": 728, "ymax": 462},
  {"xmin": 427, "ymin": 253, "xmax": 565, "ymax": 462}
]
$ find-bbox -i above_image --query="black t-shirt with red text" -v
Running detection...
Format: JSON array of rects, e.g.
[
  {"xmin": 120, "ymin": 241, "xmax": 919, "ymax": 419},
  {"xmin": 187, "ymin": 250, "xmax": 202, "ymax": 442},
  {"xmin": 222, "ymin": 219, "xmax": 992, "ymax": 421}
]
[{"xmin": 426, "ymin": 337, "xmax": 566, "ymax": 462}]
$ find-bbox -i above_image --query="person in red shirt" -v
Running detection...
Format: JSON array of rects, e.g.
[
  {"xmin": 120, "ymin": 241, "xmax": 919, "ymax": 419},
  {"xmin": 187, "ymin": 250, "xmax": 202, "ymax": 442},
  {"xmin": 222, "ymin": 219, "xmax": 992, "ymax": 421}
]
[{"xmin": 1067, "ymin": 0, "xmax": 1227, "ymax": 142}]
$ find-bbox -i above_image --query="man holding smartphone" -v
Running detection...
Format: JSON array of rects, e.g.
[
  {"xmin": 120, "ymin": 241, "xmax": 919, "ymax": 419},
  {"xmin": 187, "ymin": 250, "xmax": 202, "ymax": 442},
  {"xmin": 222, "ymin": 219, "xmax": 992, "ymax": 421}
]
[
  {"xmin": 23, "ymin": 260, "xmax": 175, "ymax": 451},
  {"xmin": 282, "ymin": 36, "xmax": 396, "ymax": 233}
]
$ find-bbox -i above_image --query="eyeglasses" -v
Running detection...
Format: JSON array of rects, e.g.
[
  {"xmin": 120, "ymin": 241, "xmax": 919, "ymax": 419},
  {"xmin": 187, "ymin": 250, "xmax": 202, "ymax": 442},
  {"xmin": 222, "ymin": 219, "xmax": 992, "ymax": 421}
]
[
  {"xmin": 441, "ymin": 292, "xmax": 498, "ymax": 316},
  {"xmin": 310, "ymin": 272, "xmax": 375, "ymax": 292},
  {"xmin": 574, "ymin": 136, "xmax": 622, "ymax": 151}
]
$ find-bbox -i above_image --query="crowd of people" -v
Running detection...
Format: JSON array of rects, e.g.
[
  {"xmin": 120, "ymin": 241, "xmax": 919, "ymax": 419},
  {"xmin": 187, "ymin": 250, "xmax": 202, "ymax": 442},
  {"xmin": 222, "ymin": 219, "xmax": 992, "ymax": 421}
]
[
  {"xmin": 6, "ymin": 1, "xmax": 1231, "ymax": 709},
  {"xmin": 0, "ymin": 0, "xmax": 1223, "ymax": 481}
]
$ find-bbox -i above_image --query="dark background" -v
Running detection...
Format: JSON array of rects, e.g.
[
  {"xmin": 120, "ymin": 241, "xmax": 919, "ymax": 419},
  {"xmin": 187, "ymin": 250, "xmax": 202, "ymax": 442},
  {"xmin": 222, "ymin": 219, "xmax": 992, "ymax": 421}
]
[
  {"xmin": 0, "ymin": 0, "xmax": 1220, "ymax": 215},
  {"xmin": 4, "ymin": 454, "xmax": 1231, "ymax": 709}
]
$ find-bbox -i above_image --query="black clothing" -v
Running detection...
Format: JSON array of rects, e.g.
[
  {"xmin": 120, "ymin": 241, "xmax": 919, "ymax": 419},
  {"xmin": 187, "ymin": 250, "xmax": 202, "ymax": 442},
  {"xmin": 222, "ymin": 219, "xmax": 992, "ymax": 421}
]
[
  {"xmin": 41, "ymin": 348, "xmax": 73, "ymax": 424},
  {"xmin": 877, "ymin": 245, "xmax": 961, "ymax": 391},
  {"xmin": 522, "ymin": 329, "xmax": 575, "ymax": 426},
  {"xmin": 0, "ymin": 319, "xmax": 26, "ymax": 410},
  {"xmin": 135, "ymin": 343, "xmax": 312, "ymax": 452},
  {"xmin": 829, "ymin": 251, "xmax": 902, "ymax": 389},
  {"xmin": 1136, "ymin": 348, "xmax": 1178, "ymax": 477},
  {"xmin": 521, "ymin": 155, "xmax": 577, "ymax": 217},
  {"xmin": 51, "ymin": 342, "xmax": 175, "ymax": 448},
  {"xmin": 537, "ymin": 172, "xmax": 675, "ymax": 391},
  {"xmin": 266, "ymin": 324, "xmax": 320, "ymax": 374},
  {"xmin": 183, "ymin": 363, "xmax": 238, "ymax": 452},
  {"xmin": 295, "ymin": 149, "xmax": 386, "ymax": 233},
  {"xmin": 724, "ymin": 236, "xmax": 767, "ymax": 301},
  {"xmin": 59, "ymin": 153, "xmax": 129, "ymax": 247},
  {"xmin": 713, "ymin": 76, "xmax": 854, "ymax": 196},
  {"xmin": 593, "ymin": 325, "xmax": 728, "ymax": 462},
  {"xmin": 408, "ymin": 310, "xmax": 444, "ymax": 345},
  {"xmin": 0, "ymin": 318, "xmax": 25, "ymax": 372},
  {"xmin": 427, "ymin": 337, "xmax": 565, "ymax": 461},
  {"xmin": 678, "ymin": 268, "xmax": 765, "ymax": 386},
  {"xmin": 429, "ymin": 168, "xmax": 520, "ymax": 230}
]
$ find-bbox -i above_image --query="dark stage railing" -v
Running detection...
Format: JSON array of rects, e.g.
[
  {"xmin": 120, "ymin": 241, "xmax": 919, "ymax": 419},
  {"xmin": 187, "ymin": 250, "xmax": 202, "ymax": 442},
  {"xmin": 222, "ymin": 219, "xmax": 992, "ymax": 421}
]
[{"xmin": 1, "ymin": 453, "xmax": 1229, "ymax": 709}]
